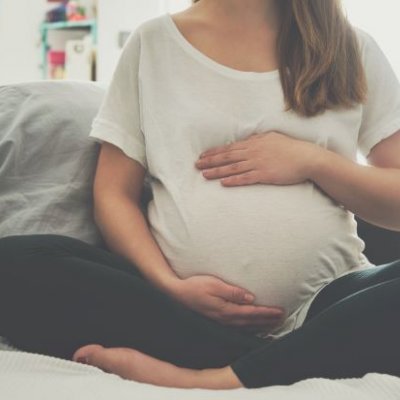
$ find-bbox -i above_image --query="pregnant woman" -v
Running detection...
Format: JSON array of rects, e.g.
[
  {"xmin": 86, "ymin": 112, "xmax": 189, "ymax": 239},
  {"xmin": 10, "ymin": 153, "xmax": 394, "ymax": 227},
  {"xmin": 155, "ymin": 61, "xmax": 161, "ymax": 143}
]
[{"xmin": 1, "ymin": 0, "xmax": 400, "ymax": 390}]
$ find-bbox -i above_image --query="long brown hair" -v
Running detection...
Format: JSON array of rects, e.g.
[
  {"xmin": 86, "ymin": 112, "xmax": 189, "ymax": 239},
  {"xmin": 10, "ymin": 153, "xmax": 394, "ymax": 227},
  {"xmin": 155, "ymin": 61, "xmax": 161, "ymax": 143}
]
[{"xmin": 192, "ymin": 0, "xmax": 367, "ymax": 117}]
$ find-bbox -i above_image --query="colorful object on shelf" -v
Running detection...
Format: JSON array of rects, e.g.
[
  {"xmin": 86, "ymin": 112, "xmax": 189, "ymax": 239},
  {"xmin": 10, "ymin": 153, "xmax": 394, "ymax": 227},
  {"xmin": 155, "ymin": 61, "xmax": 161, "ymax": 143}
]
[
  {"xmin": 45, "ymin": 2, "xmax": 67, "ymax": 23},
  {"xmin": 48, "ymin": 50, "xmax": 66, "ymax": 65},
  {"xmin": 66, "ymin": 1, "xmax": 87, "ymax": 21},
  {"xmin": 45, "ymin": 1, "xmax": 87, "ymax": 23},
  {"xmin": 41, "ymin": 1, "xmax": 95, "ymax": 80},
  {"xmin": 47, "ymin": 50, "xmax": 66, "ymax": 80}
]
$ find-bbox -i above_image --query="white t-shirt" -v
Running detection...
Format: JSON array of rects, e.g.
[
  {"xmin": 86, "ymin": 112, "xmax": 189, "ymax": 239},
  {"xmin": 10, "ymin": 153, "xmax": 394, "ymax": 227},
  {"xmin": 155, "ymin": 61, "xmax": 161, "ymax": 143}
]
[{"xmin": 88, "ymin": 13, "xmax": 400, "ymax": 339}]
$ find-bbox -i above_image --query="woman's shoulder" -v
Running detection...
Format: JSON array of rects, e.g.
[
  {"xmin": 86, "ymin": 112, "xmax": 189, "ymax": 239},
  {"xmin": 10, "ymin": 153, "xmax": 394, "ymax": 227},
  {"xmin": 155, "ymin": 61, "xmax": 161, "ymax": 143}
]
[
  {"xmin": 131, "ymin": 14, "xmax": 168, "ymax": 39},
  {"xmin": 119, "ymin": 14, "xmax": 173, "ymax": 59}
]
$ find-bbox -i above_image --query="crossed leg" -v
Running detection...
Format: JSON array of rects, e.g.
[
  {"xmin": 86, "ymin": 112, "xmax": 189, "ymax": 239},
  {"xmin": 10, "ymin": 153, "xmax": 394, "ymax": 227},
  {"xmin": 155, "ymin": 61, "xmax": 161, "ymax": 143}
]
[
  {"xmin": 74, "ymin": 261, "xmax": 400, "ymax": 388},
  {"xmin": 1, "ymin": 234, "xmax": 399, "ymax": 389}
]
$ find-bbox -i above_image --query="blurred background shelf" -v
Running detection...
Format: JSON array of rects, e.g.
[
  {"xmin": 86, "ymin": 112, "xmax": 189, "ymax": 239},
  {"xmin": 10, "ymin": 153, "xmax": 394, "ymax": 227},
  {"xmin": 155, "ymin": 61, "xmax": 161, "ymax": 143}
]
[
  {"xmin": 40, "ymin": 19, "xmax": 98, "ymax": 80},
  {"xmin": 41, "ymin": 19, "xmax": 97, "ymax": 31},
  {"xmin": 0, "ymin": 0, "xmax": 192, "ymax": 84}
]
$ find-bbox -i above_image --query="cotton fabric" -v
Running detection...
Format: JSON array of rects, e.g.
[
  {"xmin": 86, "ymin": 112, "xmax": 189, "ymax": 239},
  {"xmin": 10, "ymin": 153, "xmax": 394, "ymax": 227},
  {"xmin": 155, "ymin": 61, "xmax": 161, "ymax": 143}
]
[{"xmin": 88, "ymin": 13, "xmax": 400, "ymax": 339}]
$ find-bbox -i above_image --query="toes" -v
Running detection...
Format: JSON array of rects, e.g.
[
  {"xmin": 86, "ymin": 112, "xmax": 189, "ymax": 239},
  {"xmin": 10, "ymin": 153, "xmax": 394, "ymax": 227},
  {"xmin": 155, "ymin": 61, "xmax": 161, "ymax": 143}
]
[
  {"xmin": 74, "ymin": 345, "xmax": 129, "ymax": 376},
  {"xmin": 73, "ymin": 345, "xmax": 146, "ymax": 380},
  {"xmin": 72, "ymin": 344, "xmax": 105, "ymax": 363}
]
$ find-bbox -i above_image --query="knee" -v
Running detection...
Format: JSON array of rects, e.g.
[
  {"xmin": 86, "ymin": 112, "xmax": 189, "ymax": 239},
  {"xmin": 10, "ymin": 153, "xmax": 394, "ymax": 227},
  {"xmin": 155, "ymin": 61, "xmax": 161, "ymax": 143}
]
[
  {"xmin": 373, "ymin": 259, "xmax": 400, "ymax": 280},
  {"xmin": 0, "ymin": 235, "xmax": 31, "ymax": 259},
  {"xmin": 387, "ymin": 259, "xmax": 400, "ymax": 268},
  {"xmin": 380, "ymin": 277, "xmax": 400, "ymax": 309}
]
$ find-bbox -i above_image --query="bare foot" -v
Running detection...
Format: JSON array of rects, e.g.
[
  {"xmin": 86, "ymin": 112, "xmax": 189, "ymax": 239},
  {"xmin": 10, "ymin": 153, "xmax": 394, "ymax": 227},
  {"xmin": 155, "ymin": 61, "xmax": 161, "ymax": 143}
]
[{"xmin": 72, "ymin": 344, "xmax": 243, "ymax": 389}]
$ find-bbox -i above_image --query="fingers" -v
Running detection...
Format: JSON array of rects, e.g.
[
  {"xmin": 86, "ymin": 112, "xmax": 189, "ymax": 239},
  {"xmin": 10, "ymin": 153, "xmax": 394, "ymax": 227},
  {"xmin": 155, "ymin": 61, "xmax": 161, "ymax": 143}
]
[
  {"xmin": 216, "ymin": 283, "xmax": 283, "ymax": 316},
  {"xmin": 224, "ymin": 316, "xmax": 282, "ymax": 327},
  {"xmin": 225, "ymin": 303, "xmax": 285, "ymax": 320},
  {"xmin": 209, "ymin": 280, "xmax": 286, "ymax": 327},
  {"xmin": 201, "ymin": 162, "xmax": 254, "ymax": 180},
  {"xmin": 216, "ymin": 282, "xmax": 256, "ymax": 305},
  {"xmin": 219, "ymin": 314, "xmax": 284, "ymax": 329},
  {"xmin": 196, "ymin": 150, "xmax": 248, "ymax": 169},
  {"xmin": 211, "ymin": 302, "xmax": 285, "ymax": 329},
  {"xmin": 220, "ymin": 171, "xmax": 260, "ymax": 186},
  {"xmin": 199, "ymin": 143, "xmax": 247, "ymax": 159}
]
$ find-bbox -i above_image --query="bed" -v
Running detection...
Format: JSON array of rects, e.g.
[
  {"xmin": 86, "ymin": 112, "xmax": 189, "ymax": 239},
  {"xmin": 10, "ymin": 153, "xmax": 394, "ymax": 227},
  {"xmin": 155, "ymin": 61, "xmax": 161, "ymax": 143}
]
[{"xmin": 0, "ymin": 81, "xmax": 399, "ymax": 399}]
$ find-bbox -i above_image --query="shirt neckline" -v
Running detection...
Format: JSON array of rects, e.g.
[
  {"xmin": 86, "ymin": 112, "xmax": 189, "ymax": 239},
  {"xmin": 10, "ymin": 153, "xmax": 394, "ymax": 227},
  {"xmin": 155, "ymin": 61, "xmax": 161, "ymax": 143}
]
[{"xmin": 162, "ymin": 13, "xmax": 280, "ymax": 82}]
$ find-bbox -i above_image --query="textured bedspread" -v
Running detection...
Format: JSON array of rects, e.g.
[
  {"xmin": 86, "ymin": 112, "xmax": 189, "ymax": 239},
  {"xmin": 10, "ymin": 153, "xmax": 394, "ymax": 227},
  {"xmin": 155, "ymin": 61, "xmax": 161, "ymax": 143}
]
[{"xmin": 0, "ymin": 350, "xmax": 399, "ymax": 400}]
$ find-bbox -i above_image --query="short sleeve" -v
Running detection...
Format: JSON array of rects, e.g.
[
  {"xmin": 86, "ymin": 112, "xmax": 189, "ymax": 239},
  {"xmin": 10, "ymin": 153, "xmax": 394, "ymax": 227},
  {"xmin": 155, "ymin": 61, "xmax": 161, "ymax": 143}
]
[
  {"xmin": 88, "ymin": 29, "xmax": 147, "ymax": 169},
  {"xmin": 357, "ymin": 29, "xmax": 400, "ymax": 158}
]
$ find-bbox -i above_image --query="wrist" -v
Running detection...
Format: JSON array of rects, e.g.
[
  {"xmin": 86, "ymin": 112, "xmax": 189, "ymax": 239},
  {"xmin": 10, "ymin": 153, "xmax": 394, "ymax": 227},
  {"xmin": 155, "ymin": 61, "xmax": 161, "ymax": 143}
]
[
  {"xmin": 154, "ymin": 274, "xmax": 183, "ymax": 297},
  {"xmin": 306, "ymin": 144, "xmax": 331, "ymax": 183}
]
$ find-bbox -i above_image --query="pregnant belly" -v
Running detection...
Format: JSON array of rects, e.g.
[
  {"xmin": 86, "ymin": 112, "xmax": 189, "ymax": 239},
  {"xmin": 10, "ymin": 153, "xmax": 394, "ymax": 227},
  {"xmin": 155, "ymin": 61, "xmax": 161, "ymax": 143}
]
[{"xmin": 148, "ymin": 179, "xmax": 364, "ymax": 317}]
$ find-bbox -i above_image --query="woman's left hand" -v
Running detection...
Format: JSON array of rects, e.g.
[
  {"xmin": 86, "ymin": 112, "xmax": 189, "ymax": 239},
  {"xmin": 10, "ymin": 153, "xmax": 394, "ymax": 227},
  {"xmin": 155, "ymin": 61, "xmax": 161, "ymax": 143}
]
[{"xmin": 195, "ymin": 131, "xmax": 323, "ymax": 187}]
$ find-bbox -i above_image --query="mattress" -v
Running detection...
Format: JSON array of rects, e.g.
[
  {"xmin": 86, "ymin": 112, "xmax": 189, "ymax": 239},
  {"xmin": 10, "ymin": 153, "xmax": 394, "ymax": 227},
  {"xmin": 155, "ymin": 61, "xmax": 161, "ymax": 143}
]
[{"xmin": 0, "ymin": 349, "xmax": 399, "ymax": 400}]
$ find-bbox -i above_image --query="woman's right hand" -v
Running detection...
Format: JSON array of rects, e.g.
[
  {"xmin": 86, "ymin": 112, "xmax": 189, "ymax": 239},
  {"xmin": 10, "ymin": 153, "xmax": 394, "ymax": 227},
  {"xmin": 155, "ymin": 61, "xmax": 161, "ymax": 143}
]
[{"xmin": 166, "ymin": 275, "xmax": 286, "ymax": 332}]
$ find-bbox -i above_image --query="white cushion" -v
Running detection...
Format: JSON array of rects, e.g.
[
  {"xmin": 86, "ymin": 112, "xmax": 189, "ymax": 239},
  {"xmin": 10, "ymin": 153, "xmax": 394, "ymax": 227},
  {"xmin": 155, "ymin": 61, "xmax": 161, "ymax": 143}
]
[{"xmin": 0, "ymin": 81, "xmax": 106, "ymax": 246}]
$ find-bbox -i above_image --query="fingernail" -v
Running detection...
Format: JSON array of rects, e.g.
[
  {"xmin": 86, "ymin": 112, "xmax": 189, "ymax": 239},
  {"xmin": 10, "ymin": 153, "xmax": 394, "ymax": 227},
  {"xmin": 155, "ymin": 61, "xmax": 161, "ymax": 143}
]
[{"xmin": 244, "ymin": 294, "xmax": 254, "ymax": 302}]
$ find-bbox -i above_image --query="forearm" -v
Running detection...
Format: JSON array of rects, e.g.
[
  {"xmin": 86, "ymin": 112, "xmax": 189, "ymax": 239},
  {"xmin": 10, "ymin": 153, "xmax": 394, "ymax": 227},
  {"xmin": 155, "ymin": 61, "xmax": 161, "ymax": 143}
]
[
  {"xmin": 93, "ymin": 192, "xmax": 180, "ymax": 294},
  {"xmin": 309, "ymin": 148, "xmax": 400, "ymax": 231}
]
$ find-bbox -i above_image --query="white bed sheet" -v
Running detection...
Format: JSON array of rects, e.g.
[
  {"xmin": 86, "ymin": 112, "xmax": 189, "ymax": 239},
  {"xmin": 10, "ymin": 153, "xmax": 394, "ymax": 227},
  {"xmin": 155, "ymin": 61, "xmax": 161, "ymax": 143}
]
[{"xmin": 0, "ymin": 350, "xmax": 399, "ymax": 400}]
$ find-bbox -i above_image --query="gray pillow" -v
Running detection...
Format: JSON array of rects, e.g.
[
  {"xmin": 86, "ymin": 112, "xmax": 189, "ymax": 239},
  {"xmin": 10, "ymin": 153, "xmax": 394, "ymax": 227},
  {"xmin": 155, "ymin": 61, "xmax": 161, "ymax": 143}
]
[{"xmin": 0, "ymin": 81, "xmax": 107, "ymax": 247}]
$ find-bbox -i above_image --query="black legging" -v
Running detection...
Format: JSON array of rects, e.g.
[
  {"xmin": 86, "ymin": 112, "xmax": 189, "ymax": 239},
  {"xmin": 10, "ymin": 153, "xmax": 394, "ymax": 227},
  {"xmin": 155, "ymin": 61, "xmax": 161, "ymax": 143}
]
[{"xmin": 0, "ymin": 234, "xmax": 399, "ymax": 388}]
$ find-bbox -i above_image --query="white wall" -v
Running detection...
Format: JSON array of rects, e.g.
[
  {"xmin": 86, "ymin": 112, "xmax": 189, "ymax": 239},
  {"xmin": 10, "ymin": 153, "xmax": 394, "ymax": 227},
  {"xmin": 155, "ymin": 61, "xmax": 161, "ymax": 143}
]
[
  {"xmin": 343, "ymin": 0, "xmax": 400, "ymax": 78},
  {"xmin": 160, "ymin": 0, "xmax": 192, "ymax": 13},
  {"xmin": 0, "ymin": 0, "xmax": 46, "ymax": 84},
  {"xmin": 97, "ymin": 0, "xmax": 158, "ymax": 82},
  {"xmin": 97, "ymin": 0, "xmax": 191, "ymax": 81}
]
